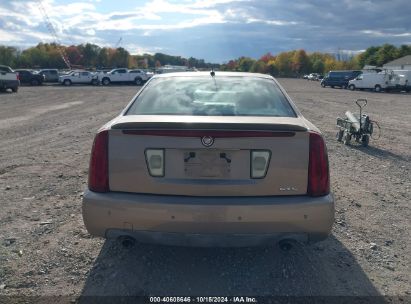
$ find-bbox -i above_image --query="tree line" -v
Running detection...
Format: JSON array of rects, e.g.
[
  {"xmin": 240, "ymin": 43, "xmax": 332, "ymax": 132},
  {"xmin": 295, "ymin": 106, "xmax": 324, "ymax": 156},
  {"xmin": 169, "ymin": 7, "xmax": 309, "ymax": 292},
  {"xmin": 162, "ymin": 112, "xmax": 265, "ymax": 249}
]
[
  {"xmin": 220, "ymin": 44, "xmax": 411, "ymax": 76},
  {"xmin": 0, "ymin": 43, "xmax": 219, "ymax": 70},
  {"xmin": 0, "ymin": 43, "xmax": 410, "ymax": 76}
]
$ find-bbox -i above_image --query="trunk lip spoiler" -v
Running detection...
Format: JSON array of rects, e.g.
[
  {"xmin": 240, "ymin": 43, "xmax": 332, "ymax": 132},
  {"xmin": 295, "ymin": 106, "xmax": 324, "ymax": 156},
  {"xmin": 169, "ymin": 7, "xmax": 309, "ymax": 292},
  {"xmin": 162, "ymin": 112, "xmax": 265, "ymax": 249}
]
[
  {"xmin": 121, "ymin": 129, "xmax": 297, "ymax": 137},
  {"xmin": 111, "ymin": 123, "xmax": 307, "ymax": 133}
]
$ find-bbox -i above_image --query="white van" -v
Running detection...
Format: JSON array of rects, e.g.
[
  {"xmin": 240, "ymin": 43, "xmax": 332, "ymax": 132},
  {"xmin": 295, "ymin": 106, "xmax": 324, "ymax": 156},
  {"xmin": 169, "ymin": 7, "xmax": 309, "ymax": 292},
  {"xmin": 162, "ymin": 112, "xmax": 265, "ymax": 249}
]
[{"xmin": 348, "ymin": 72, "xmax": 389, "ymax": 92}]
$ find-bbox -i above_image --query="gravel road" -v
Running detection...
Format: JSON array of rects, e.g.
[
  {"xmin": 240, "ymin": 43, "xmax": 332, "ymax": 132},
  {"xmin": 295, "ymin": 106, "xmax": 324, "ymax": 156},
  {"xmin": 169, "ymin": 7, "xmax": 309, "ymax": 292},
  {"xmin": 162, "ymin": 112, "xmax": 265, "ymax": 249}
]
[{"xmin": 0, "ymin": 80, "xmax": 409, "ymax": 302}]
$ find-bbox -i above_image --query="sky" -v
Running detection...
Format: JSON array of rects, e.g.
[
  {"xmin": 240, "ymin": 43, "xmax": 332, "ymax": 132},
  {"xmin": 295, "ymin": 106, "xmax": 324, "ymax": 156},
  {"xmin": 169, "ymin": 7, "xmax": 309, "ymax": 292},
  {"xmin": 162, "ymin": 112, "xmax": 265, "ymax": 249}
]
[{"xmin": 0, "ymin": 0, "xmax": 410, "ymax": 62}]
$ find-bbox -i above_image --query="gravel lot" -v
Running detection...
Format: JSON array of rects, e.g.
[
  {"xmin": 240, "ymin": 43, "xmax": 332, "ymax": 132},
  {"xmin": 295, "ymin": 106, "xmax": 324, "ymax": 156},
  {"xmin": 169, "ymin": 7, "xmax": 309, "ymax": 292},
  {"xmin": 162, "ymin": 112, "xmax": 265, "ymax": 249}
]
[{"xmin": 0, "ymin": 79, "xmax": 410, "ymax": 302}]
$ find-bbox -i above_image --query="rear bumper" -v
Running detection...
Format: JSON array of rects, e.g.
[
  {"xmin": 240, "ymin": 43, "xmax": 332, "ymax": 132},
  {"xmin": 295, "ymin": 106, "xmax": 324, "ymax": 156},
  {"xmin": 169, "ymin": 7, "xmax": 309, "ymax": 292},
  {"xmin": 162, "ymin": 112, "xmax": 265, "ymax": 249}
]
[
  {"xmin": 0, "ymin": 79, "xmax": 19, "ymax": 89},
  {"xmin": 82, "ymin": 191, "xmax": 334, "ymax": 246}
]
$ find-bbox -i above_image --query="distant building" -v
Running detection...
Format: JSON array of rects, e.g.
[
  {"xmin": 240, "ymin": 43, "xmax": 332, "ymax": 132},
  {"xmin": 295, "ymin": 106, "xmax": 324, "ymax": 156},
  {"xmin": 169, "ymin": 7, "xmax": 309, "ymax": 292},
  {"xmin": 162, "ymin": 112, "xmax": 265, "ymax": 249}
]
[{"xmin": 383, "ymin": 55, "xmax": 411, "ymax": 70}]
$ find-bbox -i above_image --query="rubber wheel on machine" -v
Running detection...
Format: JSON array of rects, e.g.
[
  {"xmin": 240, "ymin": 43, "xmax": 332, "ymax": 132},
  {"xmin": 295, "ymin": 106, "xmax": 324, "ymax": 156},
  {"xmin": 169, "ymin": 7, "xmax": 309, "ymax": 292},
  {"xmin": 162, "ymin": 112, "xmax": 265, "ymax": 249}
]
[
  {"xmin": 374, "ymin": 85, "xmax": 382, "ymax": 92},
  {"xmin": 361, "ymin": 135, "xmax": 369, "ymax": 147},
  {"xmin": 336, "ymin": 130, "xmax": 344, "ymax": 142},
  {"xmin": 342, "ymin": 131, "xmax": 351, "ymax": 145}
]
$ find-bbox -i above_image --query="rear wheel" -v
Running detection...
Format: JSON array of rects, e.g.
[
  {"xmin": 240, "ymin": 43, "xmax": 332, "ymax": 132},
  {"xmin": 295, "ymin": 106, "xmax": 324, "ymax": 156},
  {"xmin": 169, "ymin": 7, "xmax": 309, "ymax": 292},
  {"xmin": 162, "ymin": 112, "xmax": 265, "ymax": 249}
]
[
  {"xmin": 11, "ymin": 87, "xmax": 18, "ymax": 93},
  {"xmin": 63, "ymin": 79, "xmax": 72, "ymax": 86},
  {"xmin": 336, "ymin": 130, "xmax": 344, "ymax": 142},
  {"xmin": 102, "ymin": 78, "xmax": 110, "ymax": 86},
  {"xmin": 135, "ymin": 77, "xmax": 143, "ymax": 85},
  {"xmin": 361, "ymin": 135, "xmax": 369, "ymax": 147},
  {"xmin": 348, "ymin": 84, "xmax": 355, "ymax": 91},
  {"xmin": 374, "ymin": 85, "xmax": 382, "ymax": 92},
  {"xmin": 331, "ymin": 85, "xmax": 335, "ymax": 88},
  {"xmin": 342, "ymin": 131, "xmax": 351, "ymax": 145},
  {"xmin": 321, "ymin": 82, "xmax": 325, "ymax": 88}
]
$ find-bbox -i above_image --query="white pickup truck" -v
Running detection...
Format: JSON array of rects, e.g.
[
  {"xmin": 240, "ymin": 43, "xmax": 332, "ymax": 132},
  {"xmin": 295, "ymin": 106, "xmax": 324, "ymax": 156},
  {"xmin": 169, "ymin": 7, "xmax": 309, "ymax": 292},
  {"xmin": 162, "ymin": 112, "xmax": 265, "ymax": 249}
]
[
  {"xmin": 99, "ymin": 68, "xmax": 152, "ymax": 86},
  {"xmin": 59, "ymin": 70, "xmax": 99, "ymax": 86},
  {"xmin": 0, "ymin": 65, "xmax": 19, "ymax": 93}
]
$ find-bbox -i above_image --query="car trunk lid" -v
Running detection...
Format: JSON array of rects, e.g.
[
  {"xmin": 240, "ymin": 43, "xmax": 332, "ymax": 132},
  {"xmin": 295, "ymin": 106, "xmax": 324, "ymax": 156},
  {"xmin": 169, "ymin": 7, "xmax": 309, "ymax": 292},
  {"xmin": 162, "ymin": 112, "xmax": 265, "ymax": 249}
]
[{"xmin": 108, "ymin": 115, "xmax": 310, "ymax": 196}]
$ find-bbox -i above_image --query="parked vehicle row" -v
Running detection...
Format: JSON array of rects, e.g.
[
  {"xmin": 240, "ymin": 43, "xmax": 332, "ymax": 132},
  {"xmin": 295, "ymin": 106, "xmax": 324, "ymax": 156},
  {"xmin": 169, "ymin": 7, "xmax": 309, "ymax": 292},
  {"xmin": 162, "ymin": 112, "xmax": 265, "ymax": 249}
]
[
  {"xmin": 320, "ymin": 69, "xmax": 411, "ymax": 92},
  {"xmin": 320, "ymin": 70, "xmax": 362, "ymax": 89},
  {"xmin": 15, "ymin": 69, "xmax": 45, "ymax": 86},
  {"xmin": 0, "ymin": 65, "xmax": 19, "ymax": 92},
  {"xmin": 348, "ymin": 70, "xmax": 411, "ymax": 92},
  {"xmin": 304, "ymin": 73, "xmax": 323, "ymax": 81}
]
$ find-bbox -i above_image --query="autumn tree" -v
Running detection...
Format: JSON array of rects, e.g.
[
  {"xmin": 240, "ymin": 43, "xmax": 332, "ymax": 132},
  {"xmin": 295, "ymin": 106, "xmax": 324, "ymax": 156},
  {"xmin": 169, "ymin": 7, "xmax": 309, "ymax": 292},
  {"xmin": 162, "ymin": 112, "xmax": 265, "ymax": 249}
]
[{"xmin": 292, "ymin": 49, "xmax": 310, "ymax": 74}]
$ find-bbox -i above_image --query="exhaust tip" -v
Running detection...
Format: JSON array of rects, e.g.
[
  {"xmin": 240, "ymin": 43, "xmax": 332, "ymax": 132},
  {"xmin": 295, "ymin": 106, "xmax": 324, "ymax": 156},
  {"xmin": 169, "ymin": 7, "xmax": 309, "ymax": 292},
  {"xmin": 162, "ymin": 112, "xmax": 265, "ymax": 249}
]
[
  {"xmin": 118, "ymin": 236, "xmax": 136, "ymax": 249},
  {"xmin": 278, "ymin": 239, "xmax": 294, "ymax": 251}
]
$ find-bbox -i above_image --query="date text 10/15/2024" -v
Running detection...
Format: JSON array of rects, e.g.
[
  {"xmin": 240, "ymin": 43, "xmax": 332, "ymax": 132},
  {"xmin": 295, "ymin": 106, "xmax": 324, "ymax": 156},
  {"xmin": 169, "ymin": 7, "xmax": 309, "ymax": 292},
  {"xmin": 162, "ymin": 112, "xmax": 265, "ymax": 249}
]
[{"xmin": 149, "ymin": 296, "xmax": 257, "ymax": 303}]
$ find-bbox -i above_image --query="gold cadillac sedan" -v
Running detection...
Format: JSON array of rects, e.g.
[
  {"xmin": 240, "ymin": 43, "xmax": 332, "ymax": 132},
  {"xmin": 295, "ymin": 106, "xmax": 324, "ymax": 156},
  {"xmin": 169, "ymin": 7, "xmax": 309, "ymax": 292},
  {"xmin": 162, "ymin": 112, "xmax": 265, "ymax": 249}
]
[{"xmin": 82, "ymin": 72, "xmax": 334, "ymax": 247}]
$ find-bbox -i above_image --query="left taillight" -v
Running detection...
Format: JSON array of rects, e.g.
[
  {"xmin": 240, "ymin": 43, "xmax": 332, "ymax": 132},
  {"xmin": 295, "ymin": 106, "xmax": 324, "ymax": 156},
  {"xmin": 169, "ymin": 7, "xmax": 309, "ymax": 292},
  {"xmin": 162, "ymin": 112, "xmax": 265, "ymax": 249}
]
[
  {"xmin": 16, "ymin": 73, "xmax": 20, "ymax": 81},
  {"xmin": 88, "ymin": 130, "xmax": 109, "ymax": 192}
]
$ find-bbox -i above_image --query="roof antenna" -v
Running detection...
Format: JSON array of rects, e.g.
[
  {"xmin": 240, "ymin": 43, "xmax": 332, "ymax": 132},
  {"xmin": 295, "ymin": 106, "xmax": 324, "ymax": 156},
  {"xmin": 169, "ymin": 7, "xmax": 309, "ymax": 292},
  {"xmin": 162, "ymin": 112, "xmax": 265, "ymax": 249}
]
[{"xmin": 210, "ymin": 66, "xmax": 215, "ymax": 77}]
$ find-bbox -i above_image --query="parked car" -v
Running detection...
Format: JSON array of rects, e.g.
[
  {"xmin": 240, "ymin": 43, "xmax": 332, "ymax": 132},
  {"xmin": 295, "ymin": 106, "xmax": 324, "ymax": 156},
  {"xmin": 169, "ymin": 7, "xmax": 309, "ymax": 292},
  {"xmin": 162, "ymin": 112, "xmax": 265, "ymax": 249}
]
[
  {"xmin": 98, "ymin": 68, "xmax": 152, "ymax": 86},
  {"xmin": 15, "ymin": 69, "xmax": 44, "ymax": 86},
  {"xmin": 82, "ymin": 72, "xmax": 334, "ymax": 247},
  {"xmin": 59, "ymin": 70, "xmax": 99, "ymax": 86},
  {"xmin": 348, "ymin": 72, "xmax": 389, "ymax": 92},
  {"xmin": 37, "ymin": 69, "xmax": 59, "ymax": 82},
  {"xmin": 0, "ymin": 65, "xmax": 19, "ymax": 92},
  {"xmin": 307, "ymin": 73, "xmax": 320, "ymax": 81},
  {"xmin": 321, "ymin": 70, "xmax": 362, "ymax": 88}
]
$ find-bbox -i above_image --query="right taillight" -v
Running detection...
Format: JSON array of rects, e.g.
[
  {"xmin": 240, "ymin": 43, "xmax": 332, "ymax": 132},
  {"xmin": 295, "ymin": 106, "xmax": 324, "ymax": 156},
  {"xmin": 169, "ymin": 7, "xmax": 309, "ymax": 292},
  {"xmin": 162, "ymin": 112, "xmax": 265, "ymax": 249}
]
[
  {"xmin": 307, "ymin": 132, "xmax": 330, "ymax": 197},
  {"xmin": 88, "ymin": 130, "xmax": 109, "ymax": 192}
]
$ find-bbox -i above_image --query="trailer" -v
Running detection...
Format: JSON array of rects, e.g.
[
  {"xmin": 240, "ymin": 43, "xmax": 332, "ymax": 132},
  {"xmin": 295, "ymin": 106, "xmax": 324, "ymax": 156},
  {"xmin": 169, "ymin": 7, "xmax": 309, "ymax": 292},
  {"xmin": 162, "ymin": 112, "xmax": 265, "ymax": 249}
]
[{"xmin": 387, "ymin": 70, "xmax": 411, "ymax": 92}]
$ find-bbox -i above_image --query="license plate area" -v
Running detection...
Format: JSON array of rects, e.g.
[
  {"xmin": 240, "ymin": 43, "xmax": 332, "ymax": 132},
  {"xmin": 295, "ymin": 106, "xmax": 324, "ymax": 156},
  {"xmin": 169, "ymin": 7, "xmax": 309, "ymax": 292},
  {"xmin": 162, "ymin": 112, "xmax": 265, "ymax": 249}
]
[{"xmin": 184, "ymin": 150, "xmax": 233, "ymax": 178}]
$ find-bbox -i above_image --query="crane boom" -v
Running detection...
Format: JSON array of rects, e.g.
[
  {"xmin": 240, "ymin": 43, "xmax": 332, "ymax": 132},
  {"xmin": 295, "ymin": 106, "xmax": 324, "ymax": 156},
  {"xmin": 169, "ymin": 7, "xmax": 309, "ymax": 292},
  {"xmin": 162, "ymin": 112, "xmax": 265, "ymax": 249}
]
[{"xmin": 36, "ymin": 0, "xmax": 71, "ymax": 69}]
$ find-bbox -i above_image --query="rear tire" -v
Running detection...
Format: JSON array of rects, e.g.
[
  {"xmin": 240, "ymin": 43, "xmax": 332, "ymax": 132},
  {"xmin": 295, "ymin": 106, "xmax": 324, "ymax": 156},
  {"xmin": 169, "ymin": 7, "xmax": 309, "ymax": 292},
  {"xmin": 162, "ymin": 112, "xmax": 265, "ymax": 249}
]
[
  {"xmin": 135, "ymin": 77, "xmax": 143, "ymax": 85},
  {"xmin": 336, "ymin": 130, "xmax": 344, "ymax": 142},
  {"xmin": 348, "ymin": 84, "xmax": 355, "ymax": 91},
  {"xmin": 11, "ymin": 87, "xmax": 18, "ymax": 93},
  {"xmin": 321, "ymin": 82, "xmax": 325, "ymax": 88},
  {"xmin": 374, "ymin": 85, "xmax": 382, "ymax": 92},
  {"xmin": 343, "ymin": 131, "xmax": 351, "ymax": 145},
  {"xmin": 102, "ymin": 78, "xmax": 110, "ymax": 86},
  {"xmin": 361, "ymin": 135, "xmax": 369, "ymax": 147},
  {"xmin": 63, "ymin": 79, "xmax": 71, "ymax": 86}
]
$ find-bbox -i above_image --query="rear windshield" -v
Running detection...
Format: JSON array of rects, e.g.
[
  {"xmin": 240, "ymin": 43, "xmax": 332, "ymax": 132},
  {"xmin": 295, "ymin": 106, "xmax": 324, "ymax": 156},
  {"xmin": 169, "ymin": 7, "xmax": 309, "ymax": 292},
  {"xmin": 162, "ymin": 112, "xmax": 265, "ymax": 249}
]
[{"xmin": 126, "ymin": 76, "xmax": 296, "ymax": 117}]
